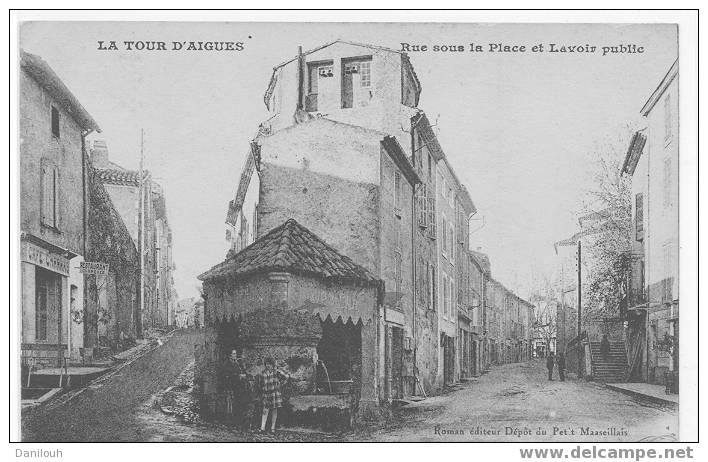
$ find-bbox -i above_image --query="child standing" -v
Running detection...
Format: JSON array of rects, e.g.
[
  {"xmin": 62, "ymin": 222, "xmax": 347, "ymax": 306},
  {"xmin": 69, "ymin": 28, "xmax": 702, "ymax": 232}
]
[{"xmin": 258, "ymin": 357, "xmax": 289, "ymax": 433}]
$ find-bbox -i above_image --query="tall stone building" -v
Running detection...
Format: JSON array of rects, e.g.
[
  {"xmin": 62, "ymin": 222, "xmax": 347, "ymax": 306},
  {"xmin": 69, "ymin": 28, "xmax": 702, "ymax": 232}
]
[
  {"xmin": 622, "ymin": 59, "xmax": 679, "ymax": 386},
  {"xmin": 218, "ymin": 41, "xmax": 532, "ymax": 405},
  {"xmin": 19, "ymin": 50, "xmax": 101, "ymax": 365}
]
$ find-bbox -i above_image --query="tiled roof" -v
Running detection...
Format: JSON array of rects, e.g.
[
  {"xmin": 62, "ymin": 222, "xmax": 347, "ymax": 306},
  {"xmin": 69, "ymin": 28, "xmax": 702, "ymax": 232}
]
[
  {"xmin": 199, "ymin": 219, "xmax": 379, "ymax": 284},
  {"xmin": 21, "ymin": 50, "xmax": 101, "ymax": 132},
  {"xmin": 95, "ymin": 168, "xmax": 143, "ymax": 186}
]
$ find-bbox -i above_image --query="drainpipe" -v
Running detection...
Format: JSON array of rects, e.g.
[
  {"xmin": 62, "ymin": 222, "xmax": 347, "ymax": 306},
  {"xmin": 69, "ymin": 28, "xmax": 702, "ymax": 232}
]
[
  {"xmin": 411, "ymin": 181, "xmax": 417, "ymax": 395},
  {"xmin": 644, "ymin": 132, "xmax": 651, "ymax": 382}
]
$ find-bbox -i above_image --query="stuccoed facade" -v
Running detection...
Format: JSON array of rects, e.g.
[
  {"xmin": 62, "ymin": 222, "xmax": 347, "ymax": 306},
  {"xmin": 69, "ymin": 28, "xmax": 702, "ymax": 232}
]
[{"xmin": 20, "ymin": 50, "xmax": 100, "ymax": 365}]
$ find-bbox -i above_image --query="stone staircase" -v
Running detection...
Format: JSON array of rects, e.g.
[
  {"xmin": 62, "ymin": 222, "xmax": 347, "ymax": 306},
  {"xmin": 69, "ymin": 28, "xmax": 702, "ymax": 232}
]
[{"xmin": 589, "ymin": 341, "xmax": 628, "ymax": 383}]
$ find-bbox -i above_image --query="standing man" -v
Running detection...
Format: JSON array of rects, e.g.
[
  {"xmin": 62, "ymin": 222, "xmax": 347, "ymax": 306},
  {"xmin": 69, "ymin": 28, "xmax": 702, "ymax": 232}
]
[
  {"xmin": 557, "ymin": 352, "xmax": 566, "ymax": 382},
  {"xmin": 600, "ymin": 334, "xmax": 611, "ymax": 360},
  {"xmin": 546, "ymin": 352, "xmax": 555, "ymax": 381}
]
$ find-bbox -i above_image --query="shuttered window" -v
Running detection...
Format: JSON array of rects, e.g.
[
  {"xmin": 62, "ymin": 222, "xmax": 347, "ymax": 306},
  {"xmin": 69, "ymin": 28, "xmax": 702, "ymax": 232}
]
[
  {"xmin": 51, "ymin": 106, "xmax": 60, "ymax": 138},
  {"xmin": 41, "ymin": 161, "xmax": 58, "ymax": 228},
  {"xmin": 635, "ymin": 193, "xmax": 644, "ymax": 239},
  {"xmin": 416, "ymin": 184, "xmax": 437, "ymax": 240}
]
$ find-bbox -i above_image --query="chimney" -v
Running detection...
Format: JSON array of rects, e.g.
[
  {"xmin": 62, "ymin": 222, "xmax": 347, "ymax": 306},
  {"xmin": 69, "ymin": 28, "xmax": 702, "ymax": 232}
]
[
  {"xmin": 476, "ymin": 246, "xmax": 482, "ymax": 252},
  {"xmin": 91, "ymin": 140, "xmax": 109, "ymax": 168}
]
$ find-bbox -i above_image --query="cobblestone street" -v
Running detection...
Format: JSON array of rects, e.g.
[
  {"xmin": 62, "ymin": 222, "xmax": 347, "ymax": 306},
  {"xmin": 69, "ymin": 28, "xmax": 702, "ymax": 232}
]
[{"xmin": 359, "ymin": 359, "xmax": 678, "ymax": 442}]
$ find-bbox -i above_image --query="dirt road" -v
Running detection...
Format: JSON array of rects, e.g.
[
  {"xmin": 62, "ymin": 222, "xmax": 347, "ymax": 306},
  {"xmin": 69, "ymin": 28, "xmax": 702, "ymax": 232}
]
[{"xmin": 22, "ymin": 330, "xmax": 201, "ymax": 442}]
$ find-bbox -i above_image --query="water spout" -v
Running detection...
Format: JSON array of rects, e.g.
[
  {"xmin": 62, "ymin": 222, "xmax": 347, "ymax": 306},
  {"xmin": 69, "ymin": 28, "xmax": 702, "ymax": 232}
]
[{"xmin": 316, "ymin": 360, "xmax": 332, "ymax": 394}]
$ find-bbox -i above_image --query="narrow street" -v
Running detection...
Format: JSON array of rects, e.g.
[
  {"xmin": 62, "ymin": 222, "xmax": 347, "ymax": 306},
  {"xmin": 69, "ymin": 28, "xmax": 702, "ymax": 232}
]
[
  {"xmin": 24, "ymin": 339, "xmax": 676, "ymax": 442},
  {"xmin": 360, "ymin": 359, "xmax": 678, "ymax": 442},
  {"xmin": 21, "ymin": 330, "xmax": 201, "ymax": 442}
]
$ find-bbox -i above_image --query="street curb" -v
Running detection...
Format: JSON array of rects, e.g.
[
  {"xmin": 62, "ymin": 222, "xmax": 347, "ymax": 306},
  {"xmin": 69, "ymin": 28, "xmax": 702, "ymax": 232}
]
[{"xmin": 604, "ymin": 384, "xmax": 678, "ymax": 410}]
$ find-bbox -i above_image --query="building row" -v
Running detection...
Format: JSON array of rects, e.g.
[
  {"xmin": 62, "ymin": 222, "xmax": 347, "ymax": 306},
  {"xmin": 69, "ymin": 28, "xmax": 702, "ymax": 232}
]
[
  {"xmin": 196, "ymin": 41, "xmax": 533, "ymax": 422},
  {"xmin": 19, "ymin": 50, "xmax": 175, "ymax": 370}
]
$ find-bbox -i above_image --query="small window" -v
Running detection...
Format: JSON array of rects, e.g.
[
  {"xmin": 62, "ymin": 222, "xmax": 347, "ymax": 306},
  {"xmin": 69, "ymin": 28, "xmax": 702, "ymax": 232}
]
[
  {"xmin": 342, "ymin": 58, "xmax": 372, "ymax": 109},
  {"xmin": 51, "ymin": 106, "xmax": 60, "ymax": 138},
  {"xmin": 450, "ymin": 280, "xmax": 455, "ymax": 317},
  {"xmin": 449, "ymin": 223, "xmax": 455, "ymax": 263},
  {"xmin": 306, "ymin": 62, "xmax": 333, "ymax": 112},
  {"xmin": 442, "ymin": 216, "xmax": 448, "ymax": 255},
  {"xmin": 360, "ymin": 61, "xmax": 371, "ymax": 88},
  {"xmin": 443, "ymin": 276, "xmax": 449, "ymax": 317}
]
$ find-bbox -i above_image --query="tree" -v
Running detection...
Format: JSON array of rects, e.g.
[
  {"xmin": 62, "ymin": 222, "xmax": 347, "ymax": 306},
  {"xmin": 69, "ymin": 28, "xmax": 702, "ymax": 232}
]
[
  {"xmin": 529, "ymin": 272, "xmax": 558, "ymax": 355},
  {"xmin": 580, "ymin": 129, "xmax": 634, "ymax": 320}
]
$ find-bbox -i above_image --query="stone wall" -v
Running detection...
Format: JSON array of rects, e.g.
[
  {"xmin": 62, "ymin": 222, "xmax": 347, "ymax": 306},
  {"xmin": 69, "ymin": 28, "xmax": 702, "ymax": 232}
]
[{"xmin": 259, "ymin": 162, "xmax": 380, "ymax": 276}]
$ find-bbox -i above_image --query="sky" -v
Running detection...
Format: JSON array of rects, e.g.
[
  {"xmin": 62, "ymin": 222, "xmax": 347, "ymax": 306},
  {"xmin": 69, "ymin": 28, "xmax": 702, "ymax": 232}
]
[{"xmin": 20, "ymin": 22, "xmax": 678, "ymax": 300}]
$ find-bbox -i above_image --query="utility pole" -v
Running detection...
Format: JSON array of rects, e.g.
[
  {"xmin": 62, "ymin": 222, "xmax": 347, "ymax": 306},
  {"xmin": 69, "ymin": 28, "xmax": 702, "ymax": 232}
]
[
  {"xmin": 576, "ymin": 239, "xmax": 583, "ymax": 377},
  {"xmin": 577, "ymin": 240, "xmax": 582, "ymax": 337},
  {"xmin": 139, "ymin": 129, "xmax": 145, "ymax": 336}
]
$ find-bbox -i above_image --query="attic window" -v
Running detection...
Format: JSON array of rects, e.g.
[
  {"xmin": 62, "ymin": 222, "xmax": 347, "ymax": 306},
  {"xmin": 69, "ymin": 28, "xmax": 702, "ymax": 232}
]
[
  {"xmin": 51, "ymin": 106, "xmax": 60, "ymax": 138},
  {"xmin": 342, "ymin": 57, "xmax": 372, "ymax": 109},
  {"xmin": 360, "ymin": 61, "xmax": 371, "ymax": 88},
  {"xmin": 307, "ymin": 62, "xmax": 333, "ymax": 112}
]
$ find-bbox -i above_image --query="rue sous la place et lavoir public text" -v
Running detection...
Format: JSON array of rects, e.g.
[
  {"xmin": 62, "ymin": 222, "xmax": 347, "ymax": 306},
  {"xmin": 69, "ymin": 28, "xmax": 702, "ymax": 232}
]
[{"xmin": 400, "ymin": 42, "xmax": 645, "ymax": 56}]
